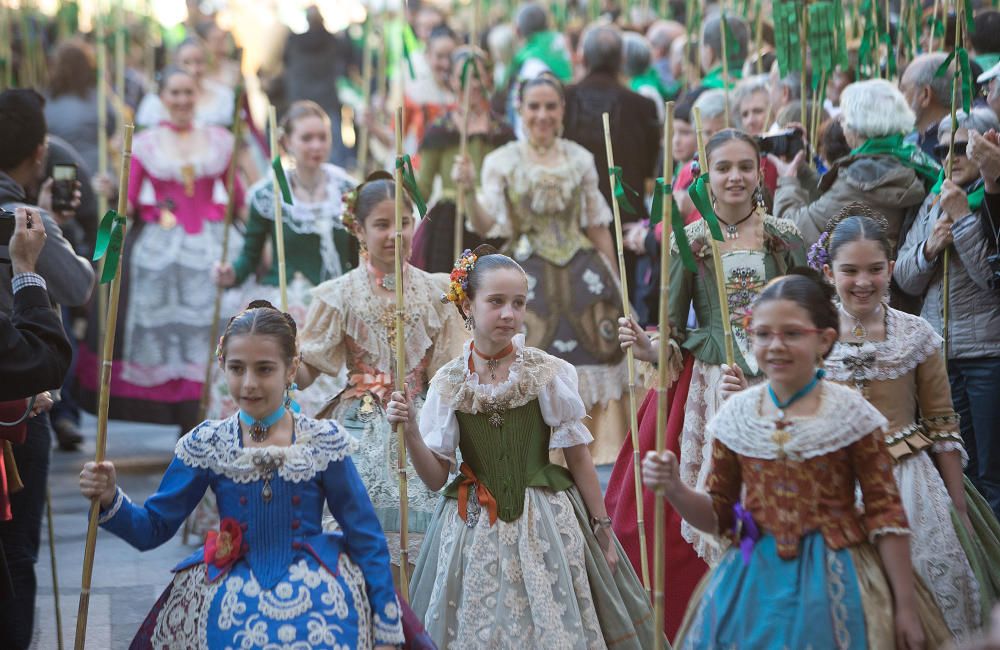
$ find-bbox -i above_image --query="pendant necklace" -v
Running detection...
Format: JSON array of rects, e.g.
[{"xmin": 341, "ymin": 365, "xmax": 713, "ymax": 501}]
[
  {"xmin": 768, "ymin": 369, "xmax": 825, "ymax": 420},
  {"xmin": 367, "ymin": 260, "xmax": 396, "ymax": 291},
  {"xmin": 839, "ymin": 303, "xmax": 881, "ymax": 340},
  {"xmin": 470, "ymin": 341, "xmax": 515, "ymax": 381},
  {"xmin": 717, "ymin": 206, "xmax": 756, "ymax": 240},
  {"xmin": 239, "ymin": 404, "xmax": 286, "ymax": 443}
]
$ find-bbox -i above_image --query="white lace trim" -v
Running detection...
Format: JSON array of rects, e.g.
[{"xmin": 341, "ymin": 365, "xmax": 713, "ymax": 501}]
[
  {"xmin": 868, "ymin": 526, "xmax": 911, "ymax": 543},
  {"xmin": 132, "ymin": 125, "xmax": 234, "ymax": 182},
  {"xmin": 372, "ymin": 600, "xmax": 405, "ymax": 645},
  {"xmin": 710, "ymin": 382, "xmax": 889, "ymax": 460},
  {"xmin": 174, "ymin": 414, "xmax": 351, "ymax": 483},
  {"xmin": 827, "ymin": 308, "xmax": 943, "ymax": 383},
  {"xmin": 98, "ymin": 488, "xmax": 127, "ymax": 524},
  {"xmin": 932, "ymin": 440, "xmax": 969, "ymax": 466}
]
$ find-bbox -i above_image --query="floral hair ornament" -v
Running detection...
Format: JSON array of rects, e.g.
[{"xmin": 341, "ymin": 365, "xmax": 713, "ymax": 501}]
[
  {"xmin": 341, "ymin": 187, "xmax": 359, "ymax": 230},
  {"xmin": 807, "ymin": 202, "xmax": 890, "ymax": 271},
  {"xmin": 441, "ymin": 248, "xmax": 478, "ymax": 305}
]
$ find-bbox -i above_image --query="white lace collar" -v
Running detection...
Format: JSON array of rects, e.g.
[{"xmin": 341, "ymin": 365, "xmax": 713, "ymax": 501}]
[
  {"xmin": 132, "ymin": 125, "xmax": 234, "ymax": 181},
  {"xmin": 248, "ymin": 163, "xmax": 357, "ymax": 232},
  {"xmin": 826, "ymin": 307, "xmax": 942, "ymax": 384},
  {"xmin": 709, "ymin": 382, "xmax": 888, "ymax": 461},
  {"xmin": 432, "ymin": 334, "xmax": 560, "ymax": 412},
  {"xmin": 175, "ymin": 414, "xmax": 352, "ymax": 484}
]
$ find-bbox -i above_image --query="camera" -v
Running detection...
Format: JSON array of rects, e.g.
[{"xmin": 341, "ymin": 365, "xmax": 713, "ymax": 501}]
[
  {"xmin": 0, "ymin": 208, "xmax": 14, "ymax": 264},
  {"xmin": 757, "ymin": 129, "xmax": 805, "ymax": 159}
]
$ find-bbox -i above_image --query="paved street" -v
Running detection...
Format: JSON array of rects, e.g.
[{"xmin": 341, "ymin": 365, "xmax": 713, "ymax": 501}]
[{"xmin": 29, "ymin": 414, "xmax": 615, "ymax": 649}]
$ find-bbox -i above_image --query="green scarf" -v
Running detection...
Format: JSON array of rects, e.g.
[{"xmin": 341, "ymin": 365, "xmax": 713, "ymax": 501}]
[
  {"xmin": 511, "ymin": 31, "xmax": 572, "ymax": 84},
  {"xmin": 849, "ymin": 134, "xmax": 941, "ymax": 189},
  {"xmin": 930, "ymin": 171, "xmax": 985, "ymax": 212},
  {"xmin": 630, "ymin": 68, "xmax": 673, "ymax": 101},
  {"xmin": 701, "ymin": 64, "xmax": 743, "ymax": 90},
  {"xmin": 975, "ymin": 53, "xmax": 1000, "ymax": 74}
]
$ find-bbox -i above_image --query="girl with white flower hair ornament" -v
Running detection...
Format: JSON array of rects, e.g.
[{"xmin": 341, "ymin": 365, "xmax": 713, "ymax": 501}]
[{"xmin": 387, "ymin": 245, "xmax": 662, "ymax": 649}]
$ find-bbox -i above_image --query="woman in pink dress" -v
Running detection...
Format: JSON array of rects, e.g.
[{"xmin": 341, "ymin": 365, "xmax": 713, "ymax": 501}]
[{"xmin": 79, "ymin": 66, "xmax": 242, "ymax": 433}]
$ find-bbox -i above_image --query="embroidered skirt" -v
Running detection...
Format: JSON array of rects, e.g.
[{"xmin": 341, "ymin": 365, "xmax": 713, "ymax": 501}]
[
  {"xmin": 408, "ymin": 486, "xmax": 660, "ymax": 649},
  {"xmin": 676, "ymin": 532, "xmax": 951, "ymax": 649},
  {"xmin": 130, "ymin": 552, "xmax": 378, "ymax": 649}
]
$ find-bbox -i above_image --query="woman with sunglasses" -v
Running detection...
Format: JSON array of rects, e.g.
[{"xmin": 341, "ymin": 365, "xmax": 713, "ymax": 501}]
[{"xmin": 411, "ymin": 47, "xmax": 516, "ymax": 274}]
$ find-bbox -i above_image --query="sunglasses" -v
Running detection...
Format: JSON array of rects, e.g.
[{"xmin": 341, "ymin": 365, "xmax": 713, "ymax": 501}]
[{"xmin": 933, "ymin": 141, "xmax": 968, "ymax": 161}]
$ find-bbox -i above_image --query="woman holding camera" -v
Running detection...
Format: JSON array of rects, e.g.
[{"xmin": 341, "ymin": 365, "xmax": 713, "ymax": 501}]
[{"xmin": 895, "ymin": 108, "xmax": 1000, "ymax": 524}]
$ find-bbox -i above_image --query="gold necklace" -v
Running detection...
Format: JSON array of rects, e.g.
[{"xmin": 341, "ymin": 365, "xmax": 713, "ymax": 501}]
[
  {"xmin": 526, "ymin": 138, "xmax": 557, "ymax": 156},
  {"xmin": 840, "ymin": 303, "xmax": 882, "ymax": 340}
]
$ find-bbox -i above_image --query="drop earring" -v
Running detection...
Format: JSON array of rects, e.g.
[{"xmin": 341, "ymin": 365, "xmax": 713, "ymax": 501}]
[
  {"xmin": 754, "ymin": 184, "xmax": 767, "ymax": 217},
  {"xmin": 359, "ymin": 239, "xmax": 369, "ymax": 260},
  {"xmin": 465, "ymin": 315, "xmax": 475, "ymax": 331}
]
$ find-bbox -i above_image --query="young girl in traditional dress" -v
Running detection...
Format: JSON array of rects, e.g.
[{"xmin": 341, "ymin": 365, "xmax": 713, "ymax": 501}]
[
  {"xmin": 79, "ymin": 302, "xmax": 404, "ymax": 649},
  {"xmin": 387, "ymin": 247, "xmax": 659, "ymax": 649},
  {"xmin": 296, "ymin": 174, "xmax": 467, "ymax": 580},
  {"xmin": 643, "ymin": 271, "xmax": 951, "ymax": 649},
  {"xmin": 813, "ymin": 210, "xmax": 1000, "ymax": 637},
  {"xmin": 211, "ymin": 100, "xmax": 359, "ymax": 418},
  {"xmin": 604, "ymin": 128, "xmax": 806, "ymax": 638}
]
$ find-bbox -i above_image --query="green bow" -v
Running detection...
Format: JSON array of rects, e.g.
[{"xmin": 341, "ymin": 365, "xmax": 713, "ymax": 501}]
[
  {"xmin": 686, "ymin": 175, "xmax": 725, "ymax": 243},
  {"xmin": 92, "ymin": 209, "xmax": 127, "ymax": 284},
  {"xmin": 936, "ymin": 48, "xmax": 973, "ymax": 113},
  {"xmin": 271, "ymin": 156, "xmax": 294, "ymax": 206},
  {"xmin": 609, "ymin": 166, "xmax": 640, "ymax": 215},
  {"xmin": 650, "ymin": 178, "xmax": 697, "ymax": 272},
  {"xmin": 396, "ymin": 155, "xmax": 428, "ymax": 218}
]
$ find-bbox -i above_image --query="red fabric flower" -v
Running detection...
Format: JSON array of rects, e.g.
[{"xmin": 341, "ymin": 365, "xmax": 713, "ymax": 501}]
[{"xmin": 204, "ymin": 518, "xmax": 245, "ymax": 570}]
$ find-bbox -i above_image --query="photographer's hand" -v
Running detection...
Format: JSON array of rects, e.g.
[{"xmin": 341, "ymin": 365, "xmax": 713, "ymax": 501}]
[
  {"xmin": 38, "ymin": 178, "xmax": 80, "ymax": 225},
  {"xmin": 9, "ymin": 207, "xmax": 47, "ymax": 275}
]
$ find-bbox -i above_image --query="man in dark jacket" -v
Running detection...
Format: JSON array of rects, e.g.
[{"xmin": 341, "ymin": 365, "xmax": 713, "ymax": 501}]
[{"xmin": 563, "ymin": 25, "xmax": 660, "ymax": 317}]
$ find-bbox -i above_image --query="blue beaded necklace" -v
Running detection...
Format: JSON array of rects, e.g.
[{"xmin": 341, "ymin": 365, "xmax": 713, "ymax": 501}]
[
  {"xmin": 240, "ymin": 404, "xmax": 286, "ymax": 443},
  {"xmin": 768, "ymin": 369, "xmax": 825, "ymax": 418}
]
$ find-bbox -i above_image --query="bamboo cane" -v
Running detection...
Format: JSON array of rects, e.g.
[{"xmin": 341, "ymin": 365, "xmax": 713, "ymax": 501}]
[
  {"xmin": 652, "ymin": 102, "xmax": 675, "ymax": 650},
  {"xmin": 47, "ymin": 488, "xmax": 64, "ymax": 650},
  {"xmin": 75, "ymin": 123, "xmax": 133, "ymax": 650},
  {"xmin": 196, "ymin": 88, "xmax": 245, "ymax": 423},
  {"xmin": 269, "ymin": 106, "xmax": 288, "ymax": 311},
  {"xmin": 114, "ymin": 0, "xmax": 125, "ymax": 110},
  {"xmin": 96, "ymin": 5, "xmax": 109, "ymax": 364},
  {"xmin": 720, "ymin": 14, "xmax": 731, "ymax": 128},
  {"xmin": 754, "ymin": 3, "xmax": 765, "ymax": 76},
  {"xmin": 693, "ymin": 107, "xmax": 736, "ymax": 367},
  {"xmin": 800, "ymin": 13, "xmax": 808, "ymax": 141},
  {"xmin": 601, "ymin": 112, "xmax": 651, "ymax": 599},
  {"xmin": 357, "ymin": 17, "xmax": 375, "ymax": 178},
  {"xmin": 0, "ymin": 6, "xmax": 11, "ymax": 89},
  {"xmin": 811, "ymin": 71, "xmax": 827, "ymax": 160},
  {"xmin": 929, "ymin": 0, "xmax": 941, "ymax": 53},
  {"xmin": 943, "ymin": 0, "xmax": 964, "ymax": 363},
  {"xmin": 393, "ymin": 106, "xmax": 411, "ymax": 599},
  {"xmin": 455, "ymin": 60, "xmax": 475, "ymax": 263}
]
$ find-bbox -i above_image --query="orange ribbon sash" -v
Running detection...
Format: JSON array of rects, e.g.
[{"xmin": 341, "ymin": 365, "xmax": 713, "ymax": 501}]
[{"xmin": 456, "ymin": 463, "xmax": 498, "ymax": 527}]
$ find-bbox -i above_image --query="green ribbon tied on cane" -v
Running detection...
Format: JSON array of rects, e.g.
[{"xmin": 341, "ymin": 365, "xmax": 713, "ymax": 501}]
[
  {"xmin": 935, "ymin": 48, "xmax": 973, "ymax": 113},
  {"xmin": 686, "ymin": 174, "xmax": 726, "ymax": 243},
  {"xmin": 395, "ymin": 155, "xmax": 427, "ymax": 218},
  {"xmin": 271, "ymin": 156, "xmax": 294, "ymax": 206},
  {"xmin": 92, "ymin": 209, "xmax": 126, "ymax": 284},
  {"xmin": 459, "ymin": 55, "xmax": 482, "ymax": 91},
  {"xmin": 401, "ymin": 24, "xmax": 419, "ymax": 80},
  {"xmin": 609, "ymin": 166, "xmax": 639, "ymax": 215},
  {"xmin": 650, "ymin": 178, "xmax": 697, "ymax": 273}
]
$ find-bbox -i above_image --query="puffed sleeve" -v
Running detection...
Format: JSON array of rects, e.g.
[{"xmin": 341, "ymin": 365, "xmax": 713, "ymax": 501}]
[
  {"xmin": 418, "ymin": 383, "xmax": 461, "ymax": 472},
  {"xmin": 704, "ymin": 439, "xmax": 742, "ymax": 538},
  {"xmin": 578, "ymin": 154, "xmax": 612, "ymax": 229},
  {"xmin": 322, "ymin": 456, "xmax": 404, "ymax": 646},
  {"xmin": 476, "ymin": 147, "xmax": 512, "ymax": 239},
  {"xmin": 539, "ymin": 359, "xmax": 595, "ymax": 448},
  {"xmin": 914, "ymin": 349, "xmax": 966, "ymax": 462},
  {"xmin": 99, "ymin": 456, "xmax": 211, "ymax": 551},
  {"xmin": 299, "ymin": 288, "xmax": 346, "ymax": 377},
  {"xmin": 848, "ymin": 431, "xmax": 910, "ymax": 542}
]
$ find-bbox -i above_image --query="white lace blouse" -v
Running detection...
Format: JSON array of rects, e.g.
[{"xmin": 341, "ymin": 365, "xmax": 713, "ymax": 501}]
[{"xmin": 419, "ymin": 334, "xmax": 595, "ymax": 470}]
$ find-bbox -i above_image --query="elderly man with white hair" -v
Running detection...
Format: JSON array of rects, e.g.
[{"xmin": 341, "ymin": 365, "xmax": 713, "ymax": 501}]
[{"xmin": 773, "ymin": 79, "xmax": 939, "ymax": 248}]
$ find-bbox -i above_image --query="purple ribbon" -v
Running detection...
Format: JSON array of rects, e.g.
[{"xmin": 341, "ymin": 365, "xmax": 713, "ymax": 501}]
[{"xmin": 732, "ymin": 503, "xmax": 760, "ymax": 565}]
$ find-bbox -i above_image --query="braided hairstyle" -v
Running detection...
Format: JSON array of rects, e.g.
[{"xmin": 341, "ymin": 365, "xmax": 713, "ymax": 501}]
[{"xmin": 218, "ymin": 300, "xmax": 299, "ymax": 365}]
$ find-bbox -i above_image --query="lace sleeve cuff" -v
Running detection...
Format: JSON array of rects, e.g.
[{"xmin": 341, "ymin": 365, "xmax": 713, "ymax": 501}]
[
  {"xmin": 98, "ymin": 488, "xmax": 127, "ymax": 525},
  {"xmin": 868, "ymin": 526, "xmax": 910, "ymax": 543},
  {"xmin": 931, "ymin": 440, "xmax": 969, "ymax": 466},
  {"xmin": 372, "ymin": 599, "xmax": 405, "ymax": 645},
  {"xmin": 549, "ymin": 420, "xmax": 594, "ymax": 449}
]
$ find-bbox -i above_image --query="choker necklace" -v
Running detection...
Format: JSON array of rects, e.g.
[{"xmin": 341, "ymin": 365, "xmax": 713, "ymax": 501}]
[
  {"xmin": 240, "ymin": 405, "xmax": 286, "ymax": 443},
  {"xmin": 768, "ymin": 369, "xmax": 825, "ymax": 419},
  {"xmin": 839, "ymin": 303, "xmax": 881, "ymax": 340},
  {"xmin": 367, "ymin": 261, "xmax": 396, "ymax": 291},
  {"xmin": 469, "ymin": 341, "xmax": 515, "ymax": 381},
  {"xmin": 717, "ymin": 206, "xmax": 756, "ymax": 240}
]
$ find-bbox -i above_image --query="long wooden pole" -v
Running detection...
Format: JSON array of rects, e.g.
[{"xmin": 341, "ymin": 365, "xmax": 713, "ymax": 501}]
[
  {"xmin": 47, "ymin": 488, "xmax": 64, "ymax": 650},
  {"xmin": 357, "ymin": 16, "xmax": 375, "ymax": 177},
  {"xmin": 75, "ymin": 123, "xmax": 134, "ymax": 650},
  {"xmin": 96, "ymin": 5, "xmax": 109, "ymax": 361},
  {"xmin": 269, "ymin": 106, "xmax": 288, "ymax": 311},
  {"xmin": 720, "ymin": 14, "xmax": 731, "ymax": 128},
  {"xmin": 393, "ymin": 106, "xmax": 411, "ymax": 599},
  {"xmin": 943, "ymin": 0, "xmax": 964, "ymax": 363},
  {"xmin": 602, "ymin": 112, "xmax": 651, "ymax": 599},
  {"xmin": 455, "ymin": 58, "xmax": 475, "ymax": 262},
  {"xmin": 693, "ymin": 107, "xmax": 736, "ymax": 366},
  {"xmin": 652, "ymin": 102, "xmax": 675, "ymax": 650}
]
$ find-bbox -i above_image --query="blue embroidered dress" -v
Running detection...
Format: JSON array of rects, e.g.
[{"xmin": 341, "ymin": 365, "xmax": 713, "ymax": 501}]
[{"xmin": 98, "ymin": 414, "xmax": 405, "ymax": 648}]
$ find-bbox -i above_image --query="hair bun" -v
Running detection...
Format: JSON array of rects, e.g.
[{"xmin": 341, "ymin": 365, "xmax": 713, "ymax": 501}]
[
  {"xmin": 247, "ymin": 299, "xmax": 278, "ymax": 311},
  {"xmin": 786, "ymin": 266, "xmax": 836, "ymax": 302},
  {"xmin": 471, "ymin": 243, "xmax": 499, "ymax": 258},
  {"xmin": 364, "ymin": 170, "xmax": 393, "ymax": 184}
]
